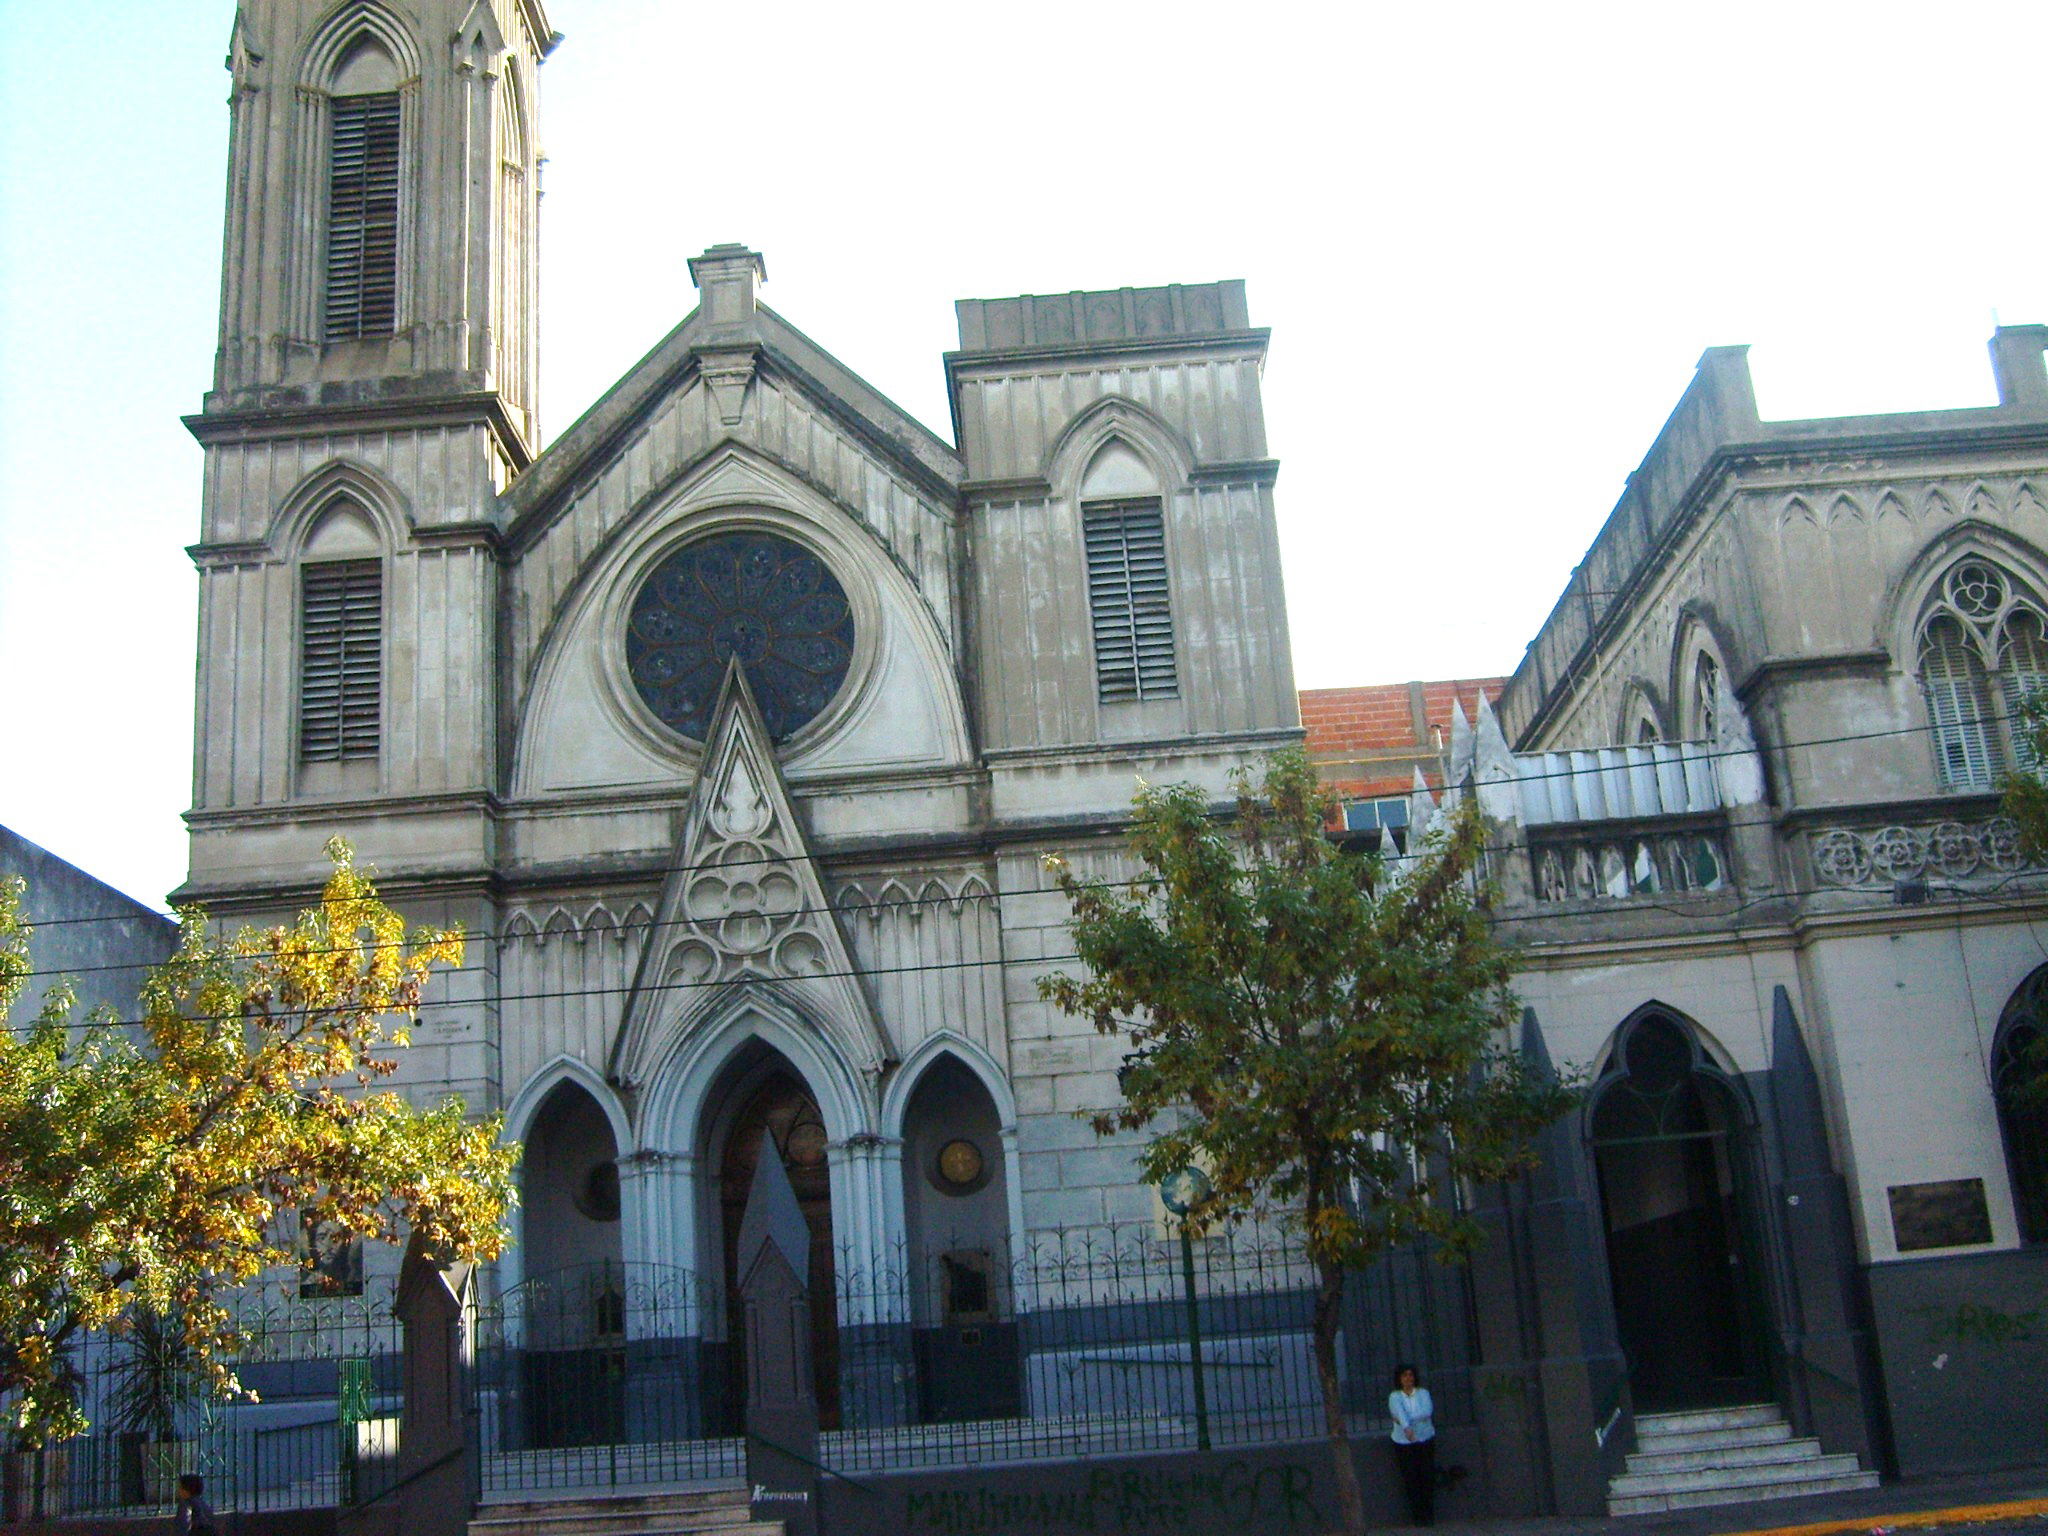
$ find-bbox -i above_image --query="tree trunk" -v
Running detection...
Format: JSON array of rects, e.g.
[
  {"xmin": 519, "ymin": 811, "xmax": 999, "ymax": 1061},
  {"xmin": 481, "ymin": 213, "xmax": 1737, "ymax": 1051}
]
[{"xmin": 1312, "ymin": 1254, "xmax": 1366, "ymax": 1536}]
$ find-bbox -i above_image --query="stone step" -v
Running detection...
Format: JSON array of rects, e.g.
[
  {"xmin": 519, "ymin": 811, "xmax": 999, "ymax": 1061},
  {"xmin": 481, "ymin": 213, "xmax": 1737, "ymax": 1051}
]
[
  {"xmin": 1633, "ymin": 1403, "xmax": 1782, "ymax": 1437},
  {"xmin": 473, "ymin": 1485, "xmax": 766, "ymax": 1536},
  {"xmin": 1624, "ymin": 1436, "xmax": 1826, "ymax": 1475},
  {"xmin": 1629, "ymin": 1419, "xmax": 1794, "ymax": 1454},
  {"xmin": 1610, "ymin": 1453, "xmax": 1868, "ymax": 1498},
  {"xmin": 473, "ymin": 1512, "xmax": 759, "ymax": 1536},
  {"xmin": 1609, "ymin": 1468, "xmax": 1880, "ymax": 1516}
]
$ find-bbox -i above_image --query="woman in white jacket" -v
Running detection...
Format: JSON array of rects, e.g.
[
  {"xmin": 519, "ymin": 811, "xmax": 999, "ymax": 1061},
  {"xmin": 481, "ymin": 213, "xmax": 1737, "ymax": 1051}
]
[{"xmin": 1388, "ymin": 1364, "xmax": 1435, "ymax": 1526}]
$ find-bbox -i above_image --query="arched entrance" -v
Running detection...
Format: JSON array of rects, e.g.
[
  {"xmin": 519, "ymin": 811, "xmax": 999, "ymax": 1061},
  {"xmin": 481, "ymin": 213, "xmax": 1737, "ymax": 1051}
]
[
  {"xmin": 522, "ymin": 1080, "xmax": 625, "ymax": 1276},
  {"xmin": 899, "ymin": 1054, "xmax": 1020, "ymax": 1422},
  {"xmin": 717, "ymin": 1063, "xmax": 841, "ymax": 1427},
  {"xmin": 1994, "ymin": 968, "xmax": 2048, "ymax": 1244},
  {"xmin": 1589, "ymin": 1012, "xmax": 1772, "ymax": 1412}
]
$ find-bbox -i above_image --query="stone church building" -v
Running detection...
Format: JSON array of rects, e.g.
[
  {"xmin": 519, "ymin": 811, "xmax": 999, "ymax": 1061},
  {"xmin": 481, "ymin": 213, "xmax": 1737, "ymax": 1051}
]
[{"xmin": 159, "ymin": 0, "xmax": 2045, "ymax": 1519}]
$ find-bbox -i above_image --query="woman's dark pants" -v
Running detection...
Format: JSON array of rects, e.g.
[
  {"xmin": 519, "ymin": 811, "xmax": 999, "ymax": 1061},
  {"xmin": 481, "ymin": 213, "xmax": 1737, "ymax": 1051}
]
[{"xmin": 1393, "ymin": 1437, "xmax": 1436, "ymax": 1525}]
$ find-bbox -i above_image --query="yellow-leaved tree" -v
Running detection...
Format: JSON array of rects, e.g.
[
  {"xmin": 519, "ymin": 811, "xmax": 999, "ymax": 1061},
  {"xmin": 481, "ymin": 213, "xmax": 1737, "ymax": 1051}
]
[{"xmin": 0, "ymin": 840, "xmax": 517, "ymax": 1449}]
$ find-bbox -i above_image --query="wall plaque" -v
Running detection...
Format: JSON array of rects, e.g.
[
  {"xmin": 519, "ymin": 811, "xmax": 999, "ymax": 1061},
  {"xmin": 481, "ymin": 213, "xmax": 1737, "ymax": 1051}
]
[{"xmin": 1887, "ymin": 1177, "xmax": 1994, "ymax": 1252}]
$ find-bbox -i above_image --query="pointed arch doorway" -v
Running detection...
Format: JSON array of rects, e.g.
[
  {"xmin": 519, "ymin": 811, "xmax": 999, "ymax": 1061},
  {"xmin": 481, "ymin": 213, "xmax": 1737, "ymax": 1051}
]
[
  {"xmin": 1589, "ymin": 1012, "xmax": 1774, "ymax": 1412},
  {"xmin": 717, "ymin": 1064, "xmax": 842, "ymax": 1427}
]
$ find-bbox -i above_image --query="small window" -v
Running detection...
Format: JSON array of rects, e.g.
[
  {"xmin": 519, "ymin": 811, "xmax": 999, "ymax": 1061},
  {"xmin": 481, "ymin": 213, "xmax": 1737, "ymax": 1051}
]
[
  {"xmin": 301, "ymin": 560, "xmax": 382, "ymax": 762},
  {"xmin": 1342, "ymin": 797, "xmax": 1410, "ymax": 852},
  {"xmin": 326, "ymin": 91, "xmax": 401, "ymax": 341},
  {"xmin": 1083, "ymin": 498, "xmax": 1177, "ymax": 703}
]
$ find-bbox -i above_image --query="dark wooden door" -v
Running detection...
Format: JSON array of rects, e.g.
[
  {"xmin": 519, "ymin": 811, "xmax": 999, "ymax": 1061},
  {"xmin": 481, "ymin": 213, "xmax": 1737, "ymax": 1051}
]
[{"xmin": 720, "ymin": 1070, "xmax": 840, "ymax": 1427}]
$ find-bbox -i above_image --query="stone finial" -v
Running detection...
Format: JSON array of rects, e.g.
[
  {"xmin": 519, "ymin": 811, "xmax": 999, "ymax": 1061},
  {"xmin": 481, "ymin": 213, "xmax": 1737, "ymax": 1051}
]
[
  {"xmin": 1447, "ymin": 696, "xmax": 1475, "ymax": 791},
  {"xmin": 1407, "ymin": 768, "xmax": 1438, "ymax": 847},
  {"xmin": 1990, "ymin": 324, "xmax": 2048, "ymax": 409},
  {"xmin": 1474, "ymin": 694, "xmax": 1521, "ymax": 825},
  {"xmin": 689, "ymin": 243, "xmax": 768, "ymax": 328},
  {"xmin": 1712, "ymin": 673, "xmax": 1767, "ymax": 806}
]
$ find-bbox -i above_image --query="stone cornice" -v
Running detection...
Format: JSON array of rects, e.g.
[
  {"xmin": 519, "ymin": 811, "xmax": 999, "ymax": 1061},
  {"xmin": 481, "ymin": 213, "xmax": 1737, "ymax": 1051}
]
[{"xmin": 185, "ymin": 389, "xmax": 533, "ymax": 471}]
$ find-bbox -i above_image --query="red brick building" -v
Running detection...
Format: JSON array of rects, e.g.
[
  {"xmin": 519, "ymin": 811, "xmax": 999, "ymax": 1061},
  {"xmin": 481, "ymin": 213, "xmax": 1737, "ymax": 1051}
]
[{"xmin": 1299, "ymin": 677, "xmax": 1504, "ymax": 844}]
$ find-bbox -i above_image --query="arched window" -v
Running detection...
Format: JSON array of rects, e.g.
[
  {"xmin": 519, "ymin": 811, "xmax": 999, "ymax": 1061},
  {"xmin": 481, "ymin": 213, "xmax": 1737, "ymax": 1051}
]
[
  {"xmin": 1916, "ymin": 559, "xmax": 2048, "ymax": 789},
  {"xmin": 1693, "ymin": 653, "xmax": 1721, "ymax": 742},
  {"xmin": 1079, "ymin": 439, "xmax": 1178, "ymax": 703},
  {"xmin": 298, "ymin": 501, "xmax": 383, "ymax": 764},
  {"xmin": 1994, "ymin": 969, "xmax": 2048, "ymax": 1244},
  {"xmin": 324, "ymin": 38, "xmax": 402, "ymax": 341}
]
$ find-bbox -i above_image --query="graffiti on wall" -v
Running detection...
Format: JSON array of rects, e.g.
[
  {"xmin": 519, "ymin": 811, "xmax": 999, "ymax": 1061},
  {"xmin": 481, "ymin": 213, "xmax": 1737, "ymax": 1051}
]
[{"xmin": 897, "ymin": 1458, "xmax": 1323, "ymax": 1535}]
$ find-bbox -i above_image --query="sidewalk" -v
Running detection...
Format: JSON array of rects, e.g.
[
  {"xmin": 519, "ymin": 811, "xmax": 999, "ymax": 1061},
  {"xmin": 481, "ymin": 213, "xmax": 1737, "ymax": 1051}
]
[{"xmin": 1400, "ymin": 1468, "xmax": 2048, "ymax": 1536}]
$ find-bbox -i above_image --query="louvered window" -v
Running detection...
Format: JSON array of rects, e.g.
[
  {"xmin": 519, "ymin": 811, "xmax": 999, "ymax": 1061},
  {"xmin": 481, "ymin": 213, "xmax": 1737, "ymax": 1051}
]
[
  {"xmin": 1922, "ymin": 616, "xmax": 1999, "ymax": 790},
  {"xmin": 2000, "ymin": 612, "xmax": 2048, "ymax": 771},
  {"xmin": 325, "ymin": 92, "xmax": 400, "ymax": 342},
  {"xmin": 1083, "ymin": 499, "xmax": 1177, "ymax": 703},
  {"xmin": 301, "ymin": 561, "xmax": 382, "ymax": 762}
]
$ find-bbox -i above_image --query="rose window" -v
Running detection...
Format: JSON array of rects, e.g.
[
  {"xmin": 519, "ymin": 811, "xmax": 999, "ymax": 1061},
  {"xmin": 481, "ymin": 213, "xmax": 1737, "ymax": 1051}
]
[{"xmin": 626, "ymin": 532, "xmax": 854, "ymax": 742}]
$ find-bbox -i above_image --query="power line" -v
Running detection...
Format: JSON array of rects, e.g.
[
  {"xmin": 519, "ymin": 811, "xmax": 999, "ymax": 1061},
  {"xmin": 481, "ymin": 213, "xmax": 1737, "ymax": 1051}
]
[
  {"xmin": 17, "ymin": 856, "xmax": 2048, "ymax": 1037},
  {"xmin": 10, "ymin": 703, "xmax": 2040, "ymax": 940}
]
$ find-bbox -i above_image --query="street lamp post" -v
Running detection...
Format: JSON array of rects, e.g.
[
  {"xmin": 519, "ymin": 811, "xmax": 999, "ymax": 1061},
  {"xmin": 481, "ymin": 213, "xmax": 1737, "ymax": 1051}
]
[{"xmin": 1158, "ymin": 1166, "xmax": 1213, "ymax": 1452}]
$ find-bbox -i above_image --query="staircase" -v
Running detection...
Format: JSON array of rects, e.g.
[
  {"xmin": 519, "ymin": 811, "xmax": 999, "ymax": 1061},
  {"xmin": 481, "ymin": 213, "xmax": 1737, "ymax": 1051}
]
[
  {"xmin": 471, "ymin": 1483, "xmax": 783, "ymax": 1536},
  {"xmin": 1607, "ymin": 1404, "xmax": 1879, "ymax": 1515}
]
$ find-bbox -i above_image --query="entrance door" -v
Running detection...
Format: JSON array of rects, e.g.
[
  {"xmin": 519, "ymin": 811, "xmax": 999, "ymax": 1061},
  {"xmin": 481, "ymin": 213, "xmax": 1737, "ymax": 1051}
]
[
  {"xmin": 719, "ymin": 1070, "xmax": 841, "ymax": 1427},
  {"xmin": 1591, "ymin": 1014, "xmax": 1771, "ymax": 1413}
]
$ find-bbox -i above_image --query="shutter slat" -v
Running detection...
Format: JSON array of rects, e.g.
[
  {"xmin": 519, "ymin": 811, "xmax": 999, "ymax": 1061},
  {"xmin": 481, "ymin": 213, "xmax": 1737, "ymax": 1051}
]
[
  {"xmin": 1082, "ymin": 499, "xmax": 1177, "ymax": 703},
  {"xmin": 326, "ymin": 93, "xmax": 401, "ymax": 342},
  {"xmin": 301, "ymin": 561, "xmax": 382, "ymax": 762}
]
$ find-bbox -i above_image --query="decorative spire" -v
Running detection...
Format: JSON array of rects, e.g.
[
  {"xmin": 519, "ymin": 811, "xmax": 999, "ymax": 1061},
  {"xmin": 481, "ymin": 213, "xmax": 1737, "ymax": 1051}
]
[{"xmin": 1473, "ymin": 694, "xmax": 1521, "ymax": 824}]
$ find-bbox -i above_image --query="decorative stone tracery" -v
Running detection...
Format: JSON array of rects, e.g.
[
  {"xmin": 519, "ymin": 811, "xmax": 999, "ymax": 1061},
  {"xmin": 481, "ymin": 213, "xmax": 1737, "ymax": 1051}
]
[{"xmin": 1809, "ymin": 817, "xmax": 2034, "ymax": 889}]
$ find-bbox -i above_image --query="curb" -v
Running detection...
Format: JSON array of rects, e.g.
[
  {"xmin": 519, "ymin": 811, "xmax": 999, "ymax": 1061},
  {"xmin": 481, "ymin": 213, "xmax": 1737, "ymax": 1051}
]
[{"xmin": 1726, "ymin": 1496, "xmax": 2048, "ymax": 1536}]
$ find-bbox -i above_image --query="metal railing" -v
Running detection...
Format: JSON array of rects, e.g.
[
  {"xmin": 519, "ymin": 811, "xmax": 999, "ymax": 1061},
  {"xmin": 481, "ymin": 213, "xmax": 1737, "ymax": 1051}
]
[
  {"xmin": 15, "ymin": 1281, "xmax": 403, "ymax": 1521},
  {"xmin": 463, "ymin": 1224, "xmax": 1478, "ymax": 1492}
]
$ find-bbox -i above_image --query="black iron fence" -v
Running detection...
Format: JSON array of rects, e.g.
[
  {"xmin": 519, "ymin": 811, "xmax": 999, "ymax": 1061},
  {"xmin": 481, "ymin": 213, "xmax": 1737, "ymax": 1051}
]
[
  {"xmin": 465, "ymin": 1223, "xmax": 1477, "ymax": 1491},
  {"xmin": 11, "ymin": 1224, "xmax": 1478, "ymax": 1515},
  {"xmin": 8, "ymin": 1282, "xmax": 402, "ymax": 1522}
]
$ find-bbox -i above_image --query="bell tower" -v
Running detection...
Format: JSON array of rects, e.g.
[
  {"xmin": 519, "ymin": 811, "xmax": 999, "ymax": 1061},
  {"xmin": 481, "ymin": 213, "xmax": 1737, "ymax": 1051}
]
[
  {"xmin": 209, "ymin": 0, "xmax": 552, "ymax": 440},
  {"xmin": 183, "ymin": 0, "xmax": 556, "ymax": 906}
]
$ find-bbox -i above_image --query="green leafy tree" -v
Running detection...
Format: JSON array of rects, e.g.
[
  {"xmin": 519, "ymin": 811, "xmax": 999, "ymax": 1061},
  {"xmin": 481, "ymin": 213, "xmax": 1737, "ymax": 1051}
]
[
  {"xmin": 1040, "ymin": 749, "xmax": 1578, "ymax": 1536},
  {"xmin": 0, "ymin": 840, "xmax": 518, "ymax": 1448}
]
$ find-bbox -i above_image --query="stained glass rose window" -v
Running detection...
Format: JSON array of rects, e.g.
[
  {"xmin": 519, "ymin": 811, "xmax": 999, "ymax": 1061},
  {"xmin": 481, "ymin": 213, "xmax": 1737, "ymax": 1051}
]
[{"xmin": 626, "ymin": 531, "xmax": 854, "ymax": 742}]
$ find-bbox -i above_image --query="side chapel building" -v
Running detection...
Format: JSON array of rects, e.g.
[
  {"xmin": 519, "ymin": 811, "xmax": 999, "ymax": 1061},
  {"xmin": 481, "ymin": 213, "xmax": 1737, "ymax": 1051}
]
[{"xmin": 168, "ymin": 0, "xmax": 2045, "ymax": 1515}]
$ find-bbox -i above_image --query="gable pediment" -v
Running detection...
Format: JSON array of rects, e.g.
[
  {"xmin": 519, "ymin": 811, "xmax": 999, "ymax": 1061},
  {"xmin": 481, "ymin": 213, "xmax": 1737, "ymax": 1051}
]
[{"xmin": 609, "ymin": 663, "xmax": 894, "ymax": 1092}]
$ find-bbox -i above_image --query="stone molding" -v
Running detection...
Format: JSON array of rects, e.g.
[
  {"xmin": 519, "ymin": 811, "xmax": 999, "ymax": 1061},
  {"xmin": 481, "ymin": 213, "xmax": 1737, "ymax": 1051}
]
[{"xmin": 1809, "ymin": 815, "xmax": 2038, "ymax": 889}]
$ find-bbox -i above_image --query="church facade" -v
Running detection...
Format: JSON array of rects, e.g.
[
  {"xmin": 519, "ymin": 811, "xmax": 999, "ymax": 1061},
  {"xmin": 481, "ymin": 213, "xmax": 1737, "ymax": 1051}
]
[
  {"xmin": 169, "ymin": 0, "xmax": 2046, "ymax": 1518},
  {"xmin": 183, "ymin": 0, "xmax": 1305, "ymax": 1456}
]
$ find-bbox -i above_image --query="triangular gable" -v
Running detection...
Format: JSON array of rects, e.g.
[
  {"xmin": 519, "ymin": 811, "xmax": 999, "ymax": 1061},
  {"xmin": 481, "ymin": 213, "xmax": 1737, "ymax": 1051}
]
[
  {"xmin": 609, "ymin": 663, "xmax": 894, "ymax": 1089},
  {"xmin": 505, "ymin": 300, "xmax": 963, "ymax": 537}
]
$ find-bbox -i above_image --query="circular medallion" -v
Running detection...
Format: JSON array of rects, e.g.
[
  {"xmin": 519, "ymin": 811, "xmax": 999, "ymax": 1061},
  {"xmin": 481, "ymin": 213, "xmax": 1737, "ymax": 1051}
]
[
  {"xmin": 935, "ymin": 1139, "xmax": 986, "ymax": 1192},
  {"xmin": 574, "ymin": 1160, "xmax": 621, "ymax": 1223},
  {"xmin": 784, "ymin": 1119, "xmax": 830, "ymax": 1169},
  {"xmin": 626, "ymin": 531, "xmax": 854, "ymax": 742}
]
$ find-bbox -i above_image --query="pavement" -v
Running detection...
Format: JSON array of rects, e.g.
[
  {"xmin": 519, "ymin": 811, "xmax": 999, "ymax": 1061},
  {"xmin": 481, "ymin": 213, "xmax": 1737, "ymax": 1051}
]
[{"xmin": 1375, "ymin": 1468, "xmax": 2048, "ymax": 1536}]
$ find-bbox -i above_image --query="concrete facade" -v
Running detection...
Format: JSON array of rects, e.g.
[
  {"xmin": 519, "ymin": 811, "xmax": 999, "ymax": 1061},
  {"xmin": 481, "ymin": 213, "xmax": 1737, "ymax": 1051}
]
[
  {"xmin": 167, "ymin": 0, "xmax": 2047, "ymax": 1511},
  {"xmin": 183, "ymin": 0, "xmax": 1300, "ymax": 1356}
]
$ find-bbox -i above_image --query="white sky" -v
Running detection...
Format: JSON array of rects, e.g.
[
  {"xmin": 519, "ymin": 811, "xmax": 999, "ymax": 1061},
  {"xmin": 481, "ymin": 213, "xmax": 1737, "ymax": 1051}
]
[{"xmin": 3, "ymin": 0, "xmax": 2047, "ymax": 909}]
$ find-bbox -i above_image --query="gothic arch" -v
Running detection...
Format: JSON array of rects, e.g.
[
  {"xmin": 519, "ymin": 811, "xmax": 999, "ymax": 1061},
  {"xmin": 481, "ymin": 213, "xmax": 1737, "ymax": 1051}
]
[
  {"xmin": 1669, "ymin": 607, "xmax": 1738, "ymax": 743},
  {"xmin": 637, "ymin": 984, "xmax": 875, "ymax": 1154},
  {"xmin": 503, "ymin": 1054, "xmax": 634, "ymax": 1155},
  {"xmin": 269, "ymin": 460, "xmax": 411, "ymax": 558},
  {"xmin": 1616, "ymin": 677, "xmax": 1668, "ymax": 744},
  {"xmin": 882, "ymin": 1033, "xmax": 1018, "ymax": 1137},
  {"xmin": 297, "ymin": 1, "xmax": 425, "ymax": 87},
  {"xmin": 1586, "ymin": 1001, "xmax": 1750, "ymax": 1103},
  {"xmin": 1992, "ymin": 966, "xmax": 2048, "ymax": 1245},
  {"xmin": 1042, "ymin": 395, "xmax": 1195, "ymax": 493},
  {"xmin": 1879, "ymin": 521, "xmax": 2048, "ymax": 667}
]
